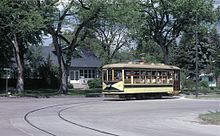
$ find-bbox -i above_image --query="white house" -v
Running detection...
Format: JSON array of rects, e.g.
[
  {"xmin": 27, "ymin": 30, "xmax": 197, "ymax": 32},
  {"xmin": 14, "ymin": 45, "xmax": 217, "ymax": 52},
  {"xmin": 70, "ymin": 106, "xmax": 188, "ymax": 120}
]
[
  {"xmin": 199, "ymin": 73, "xmax": 216, "ymax": 87},
  {"xmin": 42, "ymin": 46, "xmax": 101, "ymax": 89}
]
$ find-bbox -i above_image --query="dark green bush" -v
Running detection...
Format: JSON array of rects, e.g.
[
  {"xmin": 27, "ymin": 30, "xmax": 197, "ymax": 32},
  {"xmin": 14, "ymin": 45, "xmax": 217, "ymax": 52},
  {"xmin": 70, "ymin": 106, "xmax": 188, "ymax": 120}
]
[
  {"xmin": 68, "ymin": 83, "xmax": 74, "ymax": 89},
  {"xmin": 87, "ymin": 78, "xmax": 102, "ymax": 89},
  {"xmin": 199, "ymin": 80, "xmax": 209, "ymax": 88},
  {"xmin": 184, "ymin": 79, "xmax": 195, "ymax": 90},
  {"xmin": 199, "ymin": 80, "xmax": 209, "ymax": 94}
]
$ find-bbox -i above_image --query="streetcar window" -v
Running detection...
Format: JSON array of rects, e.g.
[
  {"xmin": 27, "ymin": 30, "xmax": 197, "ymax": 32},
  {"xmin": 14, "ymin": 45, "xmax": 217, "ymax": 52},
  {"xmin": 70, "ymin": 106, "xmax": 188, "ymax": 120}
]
[
  {"xmin": 156, "ymin": 71, "xmax": 162, "ymax": 84},
  {"xmin": 125, "ymin": 70, "xmax": 131, "ymax": 84},
  {"xmin": 103, "ymin": 70, "xmax": 107, "ymax": 81},
  {"xmin": 151, "ymin": 71, "xmax": 156, "ymax": 84},
  {"xmin": 140, "ymin": 71, "xmax": 146, "ymax": 84},
  {"xmin": 168, "ymin": 71, "xmax": 174, "ymax": 84},
  {"xmin": 108, "ymin": 69, "xmax": 112, "ymax": 81},
  {"xmin": 146, "ymin": 71, "xmax": 151, "ymax": 84},
  {"xmin": 133, "ymin": 70, "xmax": 141, "ymax": 84},
  {"xmin": 161, "ymin": 71, "xmax": 168, "ymax": 84},
  {"xmin": 114, "ymin": 70, "xmax": 122, "ymax": 81},
  {"xmin": 123, "ymin": 69, "xmax": 175, "ymax": 85}
]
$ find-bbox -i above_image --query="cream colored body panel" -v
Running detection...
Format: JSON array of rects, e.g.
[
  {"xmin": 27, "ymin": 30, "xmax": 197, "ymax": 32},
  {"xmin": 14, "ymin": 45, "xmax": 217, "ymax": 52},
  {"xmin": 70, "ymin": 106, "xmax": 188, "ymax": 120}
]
[{"xmin": 124, "ymin": 87, "xmax": 173, "ymax": 94}]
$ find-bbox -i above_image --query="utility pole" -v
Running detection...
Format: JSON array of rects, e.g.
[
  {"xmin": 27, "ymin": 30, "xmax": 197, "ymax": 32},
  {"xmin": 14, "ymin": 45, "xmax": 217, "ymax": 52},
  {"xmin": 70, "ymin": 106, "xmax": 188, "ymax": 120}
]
[
  {"xmin": 195, "ymin": 13, "xmax": 199, "ymax": 98},
  {"xmin": 3, "ymin": 68, "xmax": 10, "ymax": 95}
]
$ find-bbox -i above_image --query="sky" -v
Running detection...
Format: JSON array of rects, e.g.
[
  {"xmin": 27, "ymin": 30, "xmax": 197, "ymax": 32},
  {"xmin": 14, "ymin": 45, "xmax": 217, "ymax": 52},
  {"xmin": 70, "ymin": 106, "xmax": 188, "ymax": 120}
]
[{"xmin": 215, "ymin": 0, "xmax": 220, "ymax": 4}]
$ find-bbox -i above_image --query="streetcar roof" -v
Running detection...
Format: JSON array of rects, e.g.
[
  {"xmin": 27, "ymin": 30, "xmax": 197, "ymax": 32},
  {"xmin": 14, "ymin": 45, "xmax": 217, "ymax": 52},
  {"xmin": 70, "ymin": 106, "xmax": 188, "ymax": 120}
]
[{"xmin": 102, "ymin": 63, "xmax": 180, "ymax": 70}]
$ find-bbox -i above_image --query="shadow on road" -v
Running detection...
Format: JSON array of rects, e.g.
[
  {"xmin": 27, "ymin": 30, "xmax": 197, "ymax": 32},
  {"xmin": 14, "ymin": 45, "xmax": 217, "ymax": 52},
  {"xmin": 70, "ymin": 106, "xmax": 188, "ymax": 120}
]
[{"xmin": 103, "ymin": 96, "xmax": 180, "ymax": 101}]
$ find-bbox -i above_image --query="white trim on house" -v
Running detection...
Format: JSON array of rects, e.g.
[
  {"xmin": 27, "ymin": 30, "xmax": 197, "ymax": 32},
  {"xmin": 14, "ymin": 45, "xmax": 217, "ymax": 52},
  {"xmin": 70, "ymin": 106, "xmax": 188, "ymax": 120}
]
[{"xmin": 69, "ymin": 69, "xmax": 100, "ymax": 89}]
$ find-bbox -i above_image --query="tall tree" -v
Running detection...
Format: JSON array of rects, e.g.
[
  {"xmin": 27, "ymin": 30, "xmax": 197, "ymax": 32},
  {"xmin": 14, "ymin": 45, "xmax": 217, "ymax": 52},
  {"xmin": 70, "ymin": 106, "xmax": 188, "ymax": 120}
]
[
  {"xmin": 25, "ymin": 46, "xmax": 44, "ymax": 78},
  {"xmin": 0, "ymin": 32, "xmax": 13, "ymax": 68},
  {"xmin": 93, "ymin": 20, "xmax": 132, "ymax": 64},
  {"xmin": 39, "ymin": 0, "xmax": 102, "ymax": 94},
  {"xmin": 0, "ymin": 0, "xmax": 45, "ymax": 93},
  {"xmin": 87, "ymin": 0, "xmax": 138, "ymax": 64},
  {"xmin": 137, "ymin": 0, "xmax": 215, "ymax": 64},
  {"xmin": 174, "ymin": 29, "xmax": 218, "ymax": 79},
  {"xmin": 135, "ymin": 39, "xmax": 163, "ymax": 63}
]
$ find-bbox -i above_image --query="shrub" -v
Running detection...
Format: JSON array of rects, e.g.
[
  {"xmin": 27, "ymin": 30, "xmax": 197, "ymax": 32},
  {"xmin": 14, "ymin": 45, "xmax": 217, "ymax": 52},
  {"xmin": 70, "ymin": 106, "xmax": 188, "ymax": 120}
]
[
  {"xmin": 184, "ymin": 79, "xmax": 195, "ymax": 90},
  {"xmin": 68, "ymin": 83, "xmax": 74, "ymax": 89},
  {"xmin": 199, "ymin": 80, "xmax": 209, "ymax": 94},
  {"xmin": 199, "ymin": 80, "xmax": 209, "ymax": 88},
  {"xmin": 87, "ymin": 78, "xmax": 102, "ymax": 89}
]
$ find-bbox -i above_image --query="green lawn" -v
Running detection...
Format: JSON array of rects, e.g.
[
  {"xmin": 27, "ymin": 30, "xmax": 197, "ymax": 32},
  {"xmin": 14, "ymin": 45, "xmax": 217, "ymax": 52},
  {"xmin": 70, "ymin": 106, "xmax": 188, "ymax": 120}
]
[
  {"xmin": 0, "ymin": 88, "xmax": 102, "ymax": 98},
  {"xmin": 199, "ymin": 111, "xmax": 220, "ymax": 125},
  {"xmin": 185, "ymin": 93, "xmax": 220, "ymax": 99}
]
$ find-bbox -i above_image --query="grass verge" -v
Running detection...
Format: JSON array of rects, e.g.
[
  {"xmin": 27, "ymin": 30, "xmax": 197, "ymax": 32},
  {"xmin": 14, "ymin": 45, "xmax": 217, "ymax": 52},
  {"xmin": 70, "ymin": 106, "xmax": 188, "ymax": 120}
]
[
  {"xmin": 18, "ymin": 89, "xmax": 59, "ymax": 98},
  {"xmin": 185, "ymin": 93, "xmax": 220, "ymax": 99},
  {"xmin": 68, "ymin": 88, "xmax": 102, "ymax": 97},
  {"xmin": 0, "ymin": 88, "xmax": 102, "ymax": 98},
  {"xmin": 199, "ymin": 111, "xmax": 220, "ymax": 125}
]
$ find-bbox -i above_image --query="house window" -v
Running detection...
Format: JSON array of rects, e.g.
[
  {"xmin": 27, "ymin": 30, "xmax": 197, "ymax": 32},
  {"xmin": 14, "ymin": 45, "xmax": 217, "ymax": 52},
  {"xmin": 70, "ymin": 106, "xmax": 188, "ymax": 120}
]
[
  {"xmin": 208, "ymin": 76, "xmax": 213, "ymax": 82},
  {"xmin": 77, "ymin": 69, "xmax": 98, "ymax": 79},
  {"xmin": 93, "ymin": 70, "xmax": 96, "ymax": 78},
  {"xmin": 80, "ymin": 70, "xmax": 84, "ymax": 77},
  {"xmin": 84, "ymin": 70, "xmax": 88, "ymax": 78},
  {"xmin": 75, "ymin": 71, "xmax": 79, "ymax": 80},
  {"xmin": 70, "ymin": 71, "xmax": 79, "ymax": 80},
  {"xmin": 88, "ymin": 70, "xmax": 91, "ymax": 78},
  {"xmin": 70, "ymin": 71, "xmax": 74, "ymax": 80}
]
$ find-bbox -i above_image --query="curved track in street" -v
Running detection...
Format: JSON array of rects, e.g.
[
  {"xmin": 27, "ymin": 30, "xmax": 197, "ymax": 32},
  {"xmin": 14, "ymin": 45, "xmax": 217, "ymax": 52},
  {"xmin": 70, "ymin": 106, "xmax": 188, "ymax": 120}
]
[
  {"xmin": 24, "ymin": 101, "xmax": 119, "ymax": 136},
  {"xmin": 0, "ymin": 97, "xmax": 217, "ymax": 136},
  {"xmin": 58, "ymin": 105, "xmax": 119, "ymax": 136}
]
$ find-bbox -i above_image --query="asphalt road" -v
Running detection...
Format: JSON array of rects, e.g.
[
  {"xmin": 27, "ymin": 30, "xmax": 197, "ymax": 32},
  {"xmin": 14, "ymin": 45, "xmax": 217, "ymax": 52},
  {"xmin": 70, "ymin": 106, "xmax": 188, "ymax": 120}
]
[{"xmin": 0, "ymin": 97, "xmax": 219, "ymax": 136}]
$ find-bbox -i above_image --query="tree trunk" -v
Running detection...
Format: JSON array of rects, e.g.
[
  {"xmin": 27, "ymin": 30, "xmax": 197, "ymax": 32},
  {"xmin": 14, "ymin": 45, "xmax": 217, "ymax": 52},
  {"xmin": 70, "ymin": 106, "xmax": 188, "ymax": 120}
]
[
  {"xmin": 50, "ymin": 31, "xmax": 68, "ymax": 94},
  {"xmin": 59, "ymin": 59, "xmax": 68, "ymax": 94},
  {"xmin": 105, "ymin": 46, "xmax": 112, "ymax": 64},
  {"xmin": 161, "ymin": 45, "xmax": 169, "ymax": 64},
  {"xmin": 13, "ymin": 34, "xmax": 24, "ymax": 93}
]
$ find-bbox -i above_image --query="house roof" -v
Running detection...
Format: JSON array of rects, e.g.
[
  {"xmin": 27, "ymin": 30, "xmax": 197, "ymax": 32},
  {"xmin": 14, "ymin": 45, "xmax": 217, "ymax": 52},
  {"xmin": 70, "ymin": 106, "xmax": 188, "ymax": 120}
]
[
  {"xmin": 41, "ymin": 46, "xmax": 101, "ymax": 68},
  {"xmin": 71, "ymin": 48, "xmax": 101, "ymax": 68},
  {"xmin": 41, "ymin": 46, "xmax": 58, "ymax": 65}
]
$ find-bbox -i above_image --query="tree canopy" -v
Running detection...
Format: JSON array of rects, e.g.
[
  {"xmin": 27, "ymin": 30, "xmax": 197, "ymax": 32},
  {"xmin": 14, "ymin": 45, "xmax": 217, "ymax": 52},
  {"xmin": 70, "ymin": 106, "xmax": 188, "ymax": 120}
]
[
  {"xmin": 0, "ymin": 0, "xmax": 46, "ymax": 93},
  {"xmin": 135, "ymin": 0, "xmax": 216, "ymax": 64},
  {"xmin": 0, "ymin": 0, "xmax": 220, "ymax": 92}
]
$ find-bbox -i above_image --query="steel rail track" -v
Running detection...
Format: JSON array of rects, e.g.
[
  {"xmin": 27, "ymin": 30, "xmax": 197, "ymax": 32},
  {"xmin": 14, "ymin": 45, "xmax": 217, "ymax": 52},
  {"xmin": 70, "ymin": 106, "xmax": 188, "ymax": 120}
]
[
  {"xmin": 58, "ymin": 105, "xmax": 119, "ymax": 136},
  {"xmin": 24, "ymin": 102, "xmax": 89, "ymax": 136},
  {"xmin": 24, "ymin": 100, "xmax": 119, "ymax": 136}
]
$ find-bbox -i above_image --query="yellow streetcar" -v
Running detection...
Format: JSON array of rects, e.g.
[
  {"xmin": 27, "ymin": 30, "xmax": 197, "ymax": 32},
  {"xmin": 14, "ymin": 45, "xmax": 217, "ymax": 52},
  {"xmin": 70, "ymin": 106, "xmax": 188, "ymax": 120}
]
[{"xmin": 102, "ymin": 62, "xmax": 180, "ymax": 99}]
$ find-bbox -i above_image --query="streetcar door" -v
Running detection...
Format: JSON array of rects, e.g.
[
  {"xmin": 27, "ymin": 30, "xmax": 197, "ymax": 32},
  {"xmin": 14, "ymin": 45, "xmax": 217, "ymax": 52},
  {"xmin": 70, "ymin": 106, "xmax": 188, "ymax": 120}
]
[{"xmin": 173, "ymin": 70, "xmax": 180, "ymax": 95}]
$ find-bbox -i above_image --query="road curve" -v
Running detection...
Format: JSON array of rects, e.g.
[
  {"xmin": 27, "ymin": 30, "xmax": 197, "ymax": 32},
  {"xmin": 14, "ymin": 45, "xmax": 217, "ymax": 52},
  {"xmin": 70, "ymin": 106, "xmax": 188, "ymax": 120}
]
[
  {"xmin": 59, "ymin": 98, "xmax": 220, "ymax": 136},
  {"xmin": 23, "ymin": 99, "xmax": 119, "ymax": 136},
  {"xmin": 0, "ymin": 97, "xmax": 219, "ymax": 136}
]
